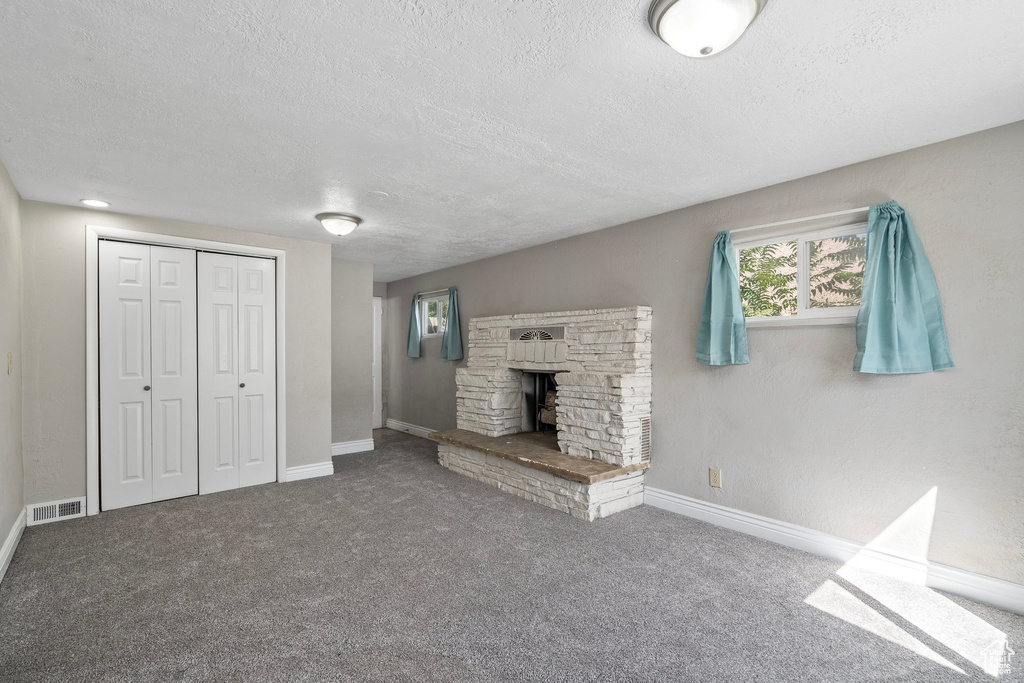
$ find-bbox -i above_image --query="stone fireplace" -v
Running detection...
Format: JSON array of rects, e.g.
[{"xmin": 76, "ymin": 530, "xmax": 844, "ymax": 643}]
[{"xmin": 429, "ymin": 306, "xmax": 652, "ymax": 520}]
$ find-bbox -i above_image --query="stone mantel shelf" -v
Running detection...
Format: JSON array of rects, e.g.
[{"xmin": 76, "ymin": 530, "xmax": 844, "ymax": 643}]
[{"xmin": 429, "ymin": 429, "xmax": 648, "ymax": 485}]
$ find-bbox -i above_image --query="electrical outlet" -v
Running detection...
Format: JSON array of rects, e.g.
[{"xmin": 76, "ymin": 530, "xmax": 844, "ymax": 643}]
[{"xmin": 709, "ymin": 468, "xmax": 722, "ymax": 488}]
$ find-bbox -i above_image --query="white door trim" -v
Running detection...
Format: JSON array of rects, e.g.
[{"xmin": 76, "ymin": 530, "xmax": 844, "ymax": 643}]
[
  {"xmin": 86, "ymin": 225, "xmax": 288, "ymax": 516},
  {"xmin": 372, "ymin": 296, "xmax": 383, "ymax": 430}
]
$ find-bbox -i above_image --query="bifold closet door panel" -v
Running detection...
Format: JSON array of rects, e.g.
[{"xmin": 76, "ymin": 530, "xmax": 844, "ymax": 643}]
[
  {"xmin": 198, "ymin": 253, "xmax": 277, "ymax": 493},
  {"xmin": 99, "ymin": 240, "xmax": 153, "ymax": 511},
  {"xmin": 237, "ymin": 256, "xmax": 277, "ymax": 488},
  {"xmin": 198, "ymin": 253, "xmax": 241, "ymax": 495},
  {"xmin": 150, "ymin": 246, "xmax": 199, "ymax": 502}
]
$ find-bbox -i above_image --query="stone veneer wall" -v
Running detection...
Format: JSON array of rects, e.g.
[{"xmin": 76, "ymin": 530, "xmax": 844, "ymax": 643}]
[{"xmin": 456, "ymin": 307, "xmax": 652, "ymax": 467}]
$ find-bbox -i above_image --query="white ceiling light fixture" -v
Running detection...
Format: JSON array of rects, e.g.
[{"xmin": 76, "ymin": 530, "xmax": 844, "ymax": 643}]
[
  {"xmin": 649, "ymin": 0, "xmax": 764, "ymax": 58},
  {"xmin": 80, "ymin": 199, "xmax": 110, "ymax": 208},
  {"xmin": 316, "ymin": 212, "xmax": 361, "ymax": 237}
]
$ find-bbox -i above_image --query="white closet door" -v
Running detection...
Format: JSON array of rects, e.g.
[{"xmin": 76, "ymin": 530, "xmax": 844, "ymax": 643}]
[
  {"xmin": 198, "ymin": 253, "xmax": 276, "ymax": 493},
  {"xmin": 237, "ymin": 257, "xmax": 276, "ymax": 488},
  {"xmin": 150, "ymin": 246, "xmax": 198, "ymax": 501},
  {"xmin": 99, "ymin": 241, "xmax": 153, "ymax": 510},
  {"xmin": 198, "ymin": 253, "xmax": 240, "ymax": 494}
]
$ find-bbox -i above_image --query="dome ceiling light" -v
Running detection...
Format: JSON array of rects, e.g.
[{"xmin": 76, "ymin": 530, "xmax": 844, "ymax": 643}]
[
  {"xmin": 649, "ymin": 0, "xmax": 764, "ymax": 58},
  {"xmin": 316, "ymin": 212, "xmax": 361, "ymax": 237},
  {"xmin": 80, "ymin": 199, "xmax": 110, "ymax": 208}
]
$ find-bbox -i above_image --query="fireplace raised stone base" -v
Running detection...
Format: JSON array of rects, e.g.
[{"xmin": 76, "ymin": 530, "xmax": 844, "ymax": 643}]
[{"xmin": 437, "ymin": 442, "xmax": 645, "ymax": 521}]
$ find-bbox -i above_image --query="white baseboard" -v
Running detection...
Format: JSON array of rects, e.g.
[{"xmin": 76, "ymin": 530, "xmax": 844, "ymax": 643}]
[
  {"xmin": 385, "ymin": 418, "xmax": 435, "ymax": 439},
  {"xmin": 644, "ymin": 487, "xmax": 1024, "ymax": 616},
  {"xmin": 283, "ymin": 461, "xmax": 335, "ymax": 482},
  {"xmin": 1, "ymin": 508, "xmax": 27, "ymax": 585},
  {"xmin": 331, "ymin": 439, "xmax": 375, "ymax": 456},
  {"xmin": 926, "ymin": 561, "xmax": 1024, "ymax": 616}
]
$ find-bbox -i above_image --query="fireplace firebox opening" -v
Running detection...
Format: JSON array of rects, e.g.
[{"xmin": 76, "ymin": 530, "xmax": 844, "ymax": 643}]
[{"xmin": 522, "ymin": 372, "xmax": 557, "ymax": 435}]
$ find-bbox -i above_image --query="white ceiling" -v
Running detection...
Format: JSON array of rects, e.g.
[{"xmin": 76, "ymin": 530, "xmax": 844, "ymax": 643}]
[{"xmin": 2, "ymin": 1, "xmax": 1023, "ymax": 281}]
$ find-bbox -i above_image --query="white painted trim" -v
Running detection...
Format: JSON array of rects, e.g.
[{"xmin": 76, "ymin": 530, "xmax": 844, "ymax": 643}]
[
  {"xmin": 275, "ymin": 251, "xmax": 288, "ymax": 489},
  {"xmin": 85, "ymin": 225, "xmax": 288, "ymax": 515},
  {"xmin": 283, "ymin": 461, "xmax": 335, "ymax": 482},
  {"xmin": 331, "ymin": 439, "xmax": 375, "ymax": 456},
  {"xmin": 0, "ymin": 508, "xmax": 27, "ymax": 584},
  {"xmin": 745, "ymin": 313, "xmax": 857, "ymax": 328},
  {"xmin": 372, "ymin": 296, "xmax": 383, "ymax": 430},
  {"xmin": 644, "ymin": 488, "xmax": 863, "ymax": 561},
  {"xmin": 729, "ymin": 206, "xmax": 870, "ymax": 238},
  {"xmin": 417, "ymin": 288, "xmax": 451, "ymax": 298},
  {"xmin": 85, "ymin": 229, "xmax": 99, "ymax": 515},
  {"xmin": 926, "ymin": 562, "xmax": 1024, "ymax": 616},
  {"xmin": 87, "ymin": 226, "xmax": 289, "ymax": 257},
  {"xmin": 731, "ymin": 221, "xmax": 868, "ymax": 250},
  {"xmin": 644, "ymin": 487, "xmax": 1024, "ymax": 616},
  {"xmin": 385, "ymin": 419, "xmax": 435, "ymax": 439}
]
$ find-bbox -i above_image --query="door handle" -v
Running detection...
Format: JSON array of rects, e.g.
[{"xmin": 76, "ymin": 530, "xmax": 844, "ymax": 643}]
[
  {"xmin": 239, "ymin": 383, "xmax": 245, "ymax": 388},
  {"xmin": 143, "ymin": 386, "xmax": 151, "ymax": 391}
]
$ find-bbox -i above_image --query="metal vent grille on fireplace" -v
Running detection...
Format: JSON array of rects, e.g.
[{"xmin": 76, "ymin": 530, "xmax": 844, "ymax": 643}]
[
  {"xmin": 640, "ymin": 418, "xmax": 651, "ymax": 463},
  {"xmin": 27, "ymin": 497, "xmax": 86, "ymax": 526},
  {"xmin": 510, "ymin": 326, "xmax": 565, "ymax": 341}
]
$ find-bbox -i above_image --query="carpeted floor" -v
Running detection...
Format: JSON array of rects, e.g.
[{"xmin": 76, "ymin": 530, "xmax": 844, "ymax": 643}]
[{"xmin": 1, "ymin": 432, "xmax": 1021, "ymax": 681}]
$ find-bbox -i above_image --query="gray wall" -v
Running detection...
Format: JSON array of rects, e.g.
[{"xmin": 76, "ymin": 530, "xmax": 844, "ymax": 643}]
[
  {"xmin": 385, "ymin": 121, "xmax": 1024, "ymax": 584},
  {"xmin": 0, "ymin": 158, "xmax": 23, "ymax": 550},
  {"xmin": 20, "ymin": 201, "xmax": 334, "ymax": 504},
  {"xmin": 373, "ymin": 281, "xmax": 388, "ymax": 423},
  {"xmin": 331, "ymin": 260, "xmax": 374, "ymax": 443}
]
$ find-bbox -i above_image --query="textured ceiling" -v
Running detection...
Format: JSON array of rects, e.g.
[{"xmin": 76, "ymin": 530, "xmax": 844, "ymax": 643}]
[{"xmin": 1, "ymin": 1, "xmax": 1023, "ymax": 281}]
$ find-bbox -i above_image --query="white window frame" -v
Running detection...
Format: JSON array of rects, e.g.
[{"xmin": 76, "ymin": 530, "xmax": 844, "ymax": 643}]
[
  {"xmin": 733, "ymin": 222, "xmax": 868, "ymax": 328},
  {"xmin": 419, "ymin": 293, "xmax": 449, "ymax": 338}
]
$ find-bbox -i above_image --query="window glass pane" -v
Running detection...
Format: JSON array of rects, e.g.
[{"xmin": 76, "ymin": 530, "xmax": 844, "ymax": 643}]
[
  {"xmin": 425, "ymin": 300, "xmax": 439, "ymax": 335},
  {"xmin": 808, "ymin": 233, "xmax": 866, "ymax": 309},
  {"xmin": 420, "ymin": 296, "xmax": 449, "ymax": 336},
  {"xmin": 739, "ymin": 241, "xmax": 797, "ymax": 317}
]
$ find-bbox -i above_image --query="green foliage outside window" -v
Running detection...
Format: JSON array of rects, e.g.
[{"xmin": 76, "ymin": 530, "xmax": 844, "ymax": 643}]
[
  {"xmin": 808, "ymin": 234, "xmax": 866, "ymax": 308},
  {"xmin": 739, "ymin": 241, "xmax": 797, "ymax": 317},
  {"xmin": 739, "ymin": 234, "xmax": 866, "ymax": 317}
]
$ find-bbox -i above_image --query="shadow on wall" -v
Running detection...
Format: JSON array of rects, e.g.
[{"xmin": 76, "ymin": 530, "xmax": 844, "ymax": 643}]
[{"xmin": 805, "ymin": 488, "xmax": 1012, "ymax": 677}]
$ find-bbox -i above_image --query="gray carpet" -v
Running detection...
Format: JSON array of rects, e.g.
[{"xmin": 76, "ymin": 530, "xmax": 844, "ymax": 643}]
[{"xmin": 1, "ymin": 436, "xmax": 1021, "ymax": 682}]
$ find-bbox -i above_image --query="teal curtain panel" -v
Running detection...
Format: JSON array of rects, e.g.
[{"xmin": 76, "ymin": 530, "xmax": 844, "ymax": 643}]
[
  {"xmin": 697, "ymin": 231, "xmax": 749, "ymax": 366},
  {"xmin": 406, "ymin": 294, "xmax": 421, "ymax": 358},
  {"xmin": 440, "ymin": 287, "xmax": 463, "ymax": 361},
  {"xmin": 854, "ymin": 201, "xmax": 953, "ymax": 374}
]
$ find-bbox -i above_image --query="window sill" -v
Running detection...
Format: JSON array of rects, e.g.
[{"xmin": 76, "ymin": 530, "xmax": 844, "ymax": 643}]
[{"xmin": 745, "ymin": 313, "xmax": 856, "ymax": 328}]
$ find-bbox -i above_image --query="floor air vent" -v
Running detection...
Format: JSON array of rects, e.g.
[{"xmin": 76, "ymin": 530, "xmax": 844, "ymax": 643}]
[{"xmin": 27, "ymin": 497, "xmax": 86, "ymax": 526}]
